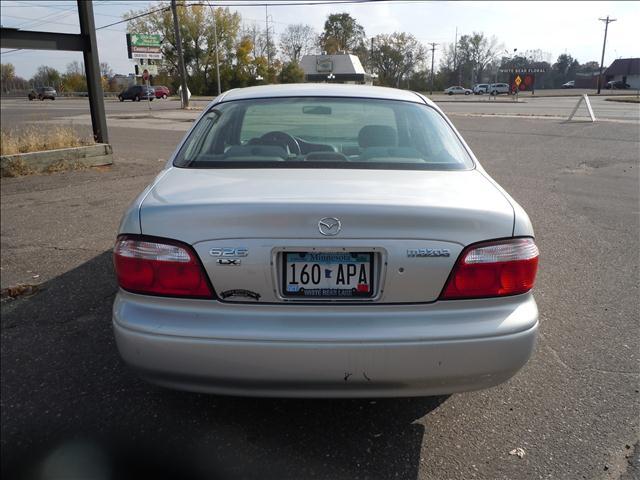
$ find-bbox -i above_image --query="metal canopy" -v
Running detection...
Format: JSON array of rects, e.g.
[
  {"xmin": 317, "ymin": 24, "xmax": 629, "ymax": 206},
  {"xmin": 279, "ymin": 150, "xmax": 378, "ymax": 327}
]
[{"xmin": 0, "ymin": 1, "xmax": 108, "ymax": 143}]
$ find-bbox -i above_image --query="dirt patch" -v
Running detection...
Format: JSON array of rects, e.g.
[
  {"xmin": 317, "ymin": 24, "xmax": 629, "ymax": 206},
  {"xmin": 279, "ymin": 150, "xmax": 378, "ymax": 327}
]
[{"xmin": 44, "ymin": 159, "xmax": 90, "ymax": 174}]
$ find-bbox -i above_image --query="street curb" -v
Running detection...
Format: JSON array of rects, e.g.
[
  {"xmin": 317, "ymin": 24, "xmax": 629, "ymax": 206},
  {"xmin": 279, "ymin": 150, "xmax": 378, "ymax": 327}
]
[{"xmin": 0, "ymin": 143, "xmax": 113, "ymax": 177}]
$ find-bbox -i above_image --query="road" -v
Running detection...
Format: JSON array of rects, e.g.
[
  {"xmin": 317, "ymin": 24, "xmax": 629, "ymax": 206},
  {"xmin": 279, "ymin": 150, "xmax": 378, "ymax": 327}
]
[
  {"xmin": 1, "ymin": 95, "xmax": 639, "ymax": 480},
  {"xmin": 1, "ymin": 92, "xmax": 638, "ymax": 128}
]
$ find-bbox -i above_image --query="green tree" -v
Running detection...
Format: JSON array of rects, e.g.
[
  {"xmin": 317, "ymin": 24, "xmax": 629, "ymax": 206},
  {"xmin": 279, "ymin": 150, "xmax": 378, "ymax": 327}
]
[
  {"xmin": 31, "ymin": 65, "xmax": 61, "ymax": 88},
  {"xmin": 550, "ymin": 54, "xmax": 579, "ymax": 87},
  {"xmin": 125, "ymin": 2, "xmax": 241, "ymax": 94},
  {"xmin": 1, "ymin": 63, "xmax": 16, "ymax": 93},
  {"xmin": 319, "ymin": 13, "xmax": 365, "ymax": 54},
  {"xmin": 279, "ymin": 61, "xmax": 304, "ymax": 83},
  {"xmin": 61, "ymin": 62, "xmax": 87, "ymax": 92},
  {"xmin": 371, "ymin": 32, "xmax": 426, "ymax": 88}
]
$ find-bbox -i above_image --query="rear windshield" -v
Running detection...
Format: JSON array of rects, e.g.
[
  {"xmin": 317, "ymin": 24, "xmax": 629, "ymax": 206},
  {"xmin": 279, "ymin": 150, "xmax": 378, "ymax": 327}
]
[{"xmin": 173, "ymin": 97, "xmax": 474, "ymax": 170}]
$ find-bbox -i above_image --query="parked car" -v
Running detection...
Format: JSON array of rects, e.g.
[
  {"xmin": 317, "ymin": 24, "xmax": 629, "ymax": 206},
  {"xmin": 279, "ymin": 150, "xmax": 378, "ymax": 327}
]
[
  {"xmin": 118, "ymin": 85, "xmax": 155, "ymax": 102},
  {"xmin": 489, "ymin": 83, "xmax": 510, "ymax": 95},
  {"xmin": 605, "ymin": 80, "xmax": 630, "ymax": 89},
  {"xmin": 112, "ymin": 84, "xmax": 540, "ymax": 398},
  {"xmin": 562, "ymin": 80, "xmax": 575, "ymax": 89},
  {"xmin": 28, "ymin": 86, "xmax": 57, "ymax": 101},
  {"xmin": 444, "ymin": 85, "xmax": 472, "ymax": 95},
  {"xmin": 473, "ymin": 84, "xmax": 489, "ymax": 94},
  {"xmin": 154, "ymin": 85, "xmax": 171, "ymax": 99}
]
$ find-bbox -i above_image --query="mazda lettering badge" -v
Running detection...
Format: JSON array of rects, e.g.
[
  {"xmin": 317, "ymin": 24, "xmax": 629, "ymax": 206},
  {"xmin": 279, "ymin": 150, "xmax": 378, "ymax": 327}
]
[{"xmin": 318, "ymin": 217, "xmax": 341, "ymax": 236}]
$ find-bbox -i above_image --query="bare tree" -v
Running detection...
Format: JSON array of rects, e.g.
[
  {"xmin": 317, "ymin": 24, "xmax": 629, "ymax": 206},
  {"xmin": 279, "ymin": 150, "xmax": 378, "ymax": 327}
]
[
  {"xmin": 100, "ymin": 62, "xmax": 113, "ymax": 78},
  {"xmin": 279, "ymin": 23, "xmax": 316, "ymax": 63},
  {"xmin": 457, "ymin": 33, "xmax": 501, "ymax": 83}
]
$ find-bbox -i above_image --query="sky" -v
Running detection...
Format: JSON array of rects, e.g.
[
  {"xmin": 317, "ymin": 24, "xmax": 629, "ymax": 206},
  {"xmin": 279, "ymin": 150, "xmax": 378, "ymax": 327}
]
[{"xmin": 1, "ymin": 0, "xmax": 638, "ymax": 79}]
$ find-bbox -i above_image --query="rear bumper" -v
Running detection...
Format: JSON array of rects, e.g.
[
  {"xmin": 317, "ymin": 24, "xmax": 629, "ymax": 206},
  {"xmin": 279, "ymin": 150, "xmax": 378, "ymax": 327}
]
[{"xmin": 113, "ymin": 292, "xmax": 538, "ymax": 398}]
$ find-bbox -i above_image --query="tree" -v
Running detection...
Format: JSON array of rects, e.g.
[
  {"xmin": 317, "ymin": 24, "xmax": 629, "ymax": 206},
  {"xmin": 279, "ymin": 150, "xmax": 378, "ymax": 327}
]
[
  {"xmin": 66, "ymin": 61, "xmax": 83, "ymax": 75},
  {"xmin": 457, "ymin": 32, "xmax": 501, "ymax": 84},
  {"xmin": 319, "ymin": 13, "xmax": 365, "ymax": 54},
  {"xmin": 371, "ymin": 32, "xmax": 426, "ymax": 88},
  {"xmin": 61, "ymin": 62, "xmax": 87, "ymax": 92},
  {"xmin": 1, "ymin": 63, "xmax": 16, "ymax": 93},
  {"xmin": 279, "ymin": 24, "xmax": 316, "ymax": 63},
  {"xmin": 100, "ymin": 62, "xmax": 113, "ymax": 78},
  {"xmin": 279, "ymin": 61, "xmax": 304, "ymax": 83},
  {"xmin": 577, "ymin": 60, "xmax": 600, "ymax": 73},
  {"xmin": 437, "ymin": 42, "xmax": 458, "ymax": 87},
  {"xmin": 31, "ymin": 65, "xmax": 61, "ymax": 87},
  {"xmin": 125, "ymin": 2, "xmax": 241, "ymax": 94}
]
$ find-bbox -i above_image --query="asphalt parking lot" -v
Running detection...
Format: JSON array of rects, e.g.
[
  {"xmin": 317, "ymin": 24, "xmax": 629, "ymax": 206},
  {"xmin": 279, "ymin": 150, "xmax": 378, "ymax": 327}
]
[{"xmin": 1, "ymin": 94, "xmax": 639, "ymax": 479}]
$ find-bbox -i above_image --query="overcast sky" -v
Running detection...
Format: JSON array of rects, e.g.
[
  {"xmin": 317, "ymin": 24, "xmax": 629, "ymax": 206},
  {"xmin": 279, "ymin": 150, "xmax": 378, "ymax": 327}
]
[{"xmin": 1, "ymin": 0, "xmax": 638, "ymax": 79}]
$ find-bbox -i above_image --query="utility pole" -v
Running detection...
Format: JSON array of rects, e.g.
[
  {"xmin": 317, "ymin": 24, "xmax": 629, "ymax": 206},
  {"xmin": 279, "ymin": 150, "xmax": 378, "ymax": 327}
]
[
  {"xmin": 453, "ymin": 27, "xmax": 457, "ymax": 80},
  {"xmin": 428, "ymin": 42, "xmax": 438, "ymax": 95},
  {"xmin": 207, "ymin": 1, "xmax": 221, "ymax": 96},
  {"xmin": 370, "ymin": 37, "xmax": 374, "ymax": 78},
  {"xmin": 597, "ymin": 15, "xmax": 616, "ymax": 94},
  {"xmin": 171, "ymin": 0, "xmax": 189, "ymax": 108},
  {"xmin": 265, "ymin": 5, "xmax": 270, "ymax": 82}
]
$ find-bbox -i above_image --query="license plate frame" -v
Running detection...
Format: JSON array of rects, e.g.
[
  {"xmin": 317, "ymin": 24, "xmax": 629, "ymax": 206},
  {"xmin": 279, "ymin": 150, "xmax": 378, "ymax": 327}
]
[{"xmin": 281, "ymin": 251, "xmax": 375, "ymax": 299}]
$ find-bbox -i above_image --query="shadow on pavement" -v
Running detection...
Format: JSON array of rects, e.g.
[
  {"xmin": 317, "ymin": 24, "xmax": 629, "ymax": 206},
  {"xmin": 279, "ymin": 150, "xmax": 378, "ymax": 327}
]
[{"xmin": 1, "ymin": 251, "xmax": 447, "ymax": 480}]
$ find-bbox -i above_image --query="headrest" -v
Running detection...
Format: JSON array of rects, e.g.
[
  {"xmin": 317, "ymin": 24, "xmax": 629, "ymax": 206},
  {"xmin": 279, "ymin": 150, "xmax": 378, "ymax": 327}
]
[{"xmin": 358, "ymin": 125, "xmax": 397, "ymax": 148}]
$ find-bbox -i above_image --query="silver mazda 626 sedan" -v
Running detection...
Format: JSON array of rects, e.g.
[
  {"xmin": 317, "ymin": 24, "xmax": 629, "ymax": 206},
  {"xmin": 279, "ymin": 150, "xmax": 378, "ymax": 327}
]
[{"xmin": 113, "ymin": 84, "xmax": 539, "ymax": 398}]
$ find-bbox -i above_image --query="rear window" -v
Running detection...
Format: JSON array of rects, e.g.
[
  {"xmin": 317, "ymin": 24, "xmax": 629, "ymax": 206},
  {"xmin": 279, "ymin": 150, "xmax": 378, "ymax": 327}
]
[{"xmin": 173, "ymin": 97, "xmax": 474, "ymax": 171}]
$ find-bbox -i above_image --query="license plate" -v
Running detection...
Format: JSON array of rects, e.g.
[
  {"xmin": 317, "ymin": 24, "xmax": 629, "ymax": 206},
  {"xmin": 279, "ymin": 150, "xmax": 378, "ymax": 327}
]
[{"xmin": 283, "ymin": 252, "xmax": 374, "ymax": 298}]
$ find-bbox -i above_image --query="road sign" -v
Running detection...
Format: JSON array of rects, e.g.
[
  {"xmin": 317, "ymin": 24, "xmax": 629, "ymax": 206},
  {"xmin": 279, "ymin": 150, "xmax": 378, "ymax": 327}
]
[
  {"xmin": 127, "ymin": 33, "xmax": 163, "ymax": 59},
  {"xmin": 142, "ymin": 69, "xmax": 149, "ymax": 81},
  {"xmin": 130, "ymin": 34, "xmax": 161, "ymax": 48},
  {"xmin": 515, "ymin": 75, "xmax": 522, "ymax": 87},
  {"xmin": 131, "ymin": 51, "xmax": 162, "ymax": 60}
]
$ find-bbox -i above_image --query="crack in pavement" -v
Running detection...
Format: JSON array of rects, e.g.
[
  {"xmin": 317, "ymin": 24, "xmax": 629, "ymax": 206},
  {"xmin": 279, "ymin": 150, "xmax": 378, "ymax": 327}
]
[{"xmin": 538, "ymin": 332, "xmax": 639, "ymax": 375}]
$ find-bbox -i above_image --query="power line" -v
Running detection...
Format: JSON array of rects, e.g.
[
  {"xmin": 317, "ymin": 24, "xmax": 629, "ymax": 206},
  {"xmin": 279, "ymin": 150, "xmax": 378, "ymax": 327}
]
[
  {"xmin": 96, "ymin": 5, "xmax": 170, "ymax": 30},
  {"xmin": 5, "ymin": 0, "xmax": 123, "ymax": 18},
  {"xmin": 94, "ymin": 0, "xmax": 378, "ymax": 30},
  {"xmin": 0, "ymin": 13, "xmax": 125, "ymax": 32}
]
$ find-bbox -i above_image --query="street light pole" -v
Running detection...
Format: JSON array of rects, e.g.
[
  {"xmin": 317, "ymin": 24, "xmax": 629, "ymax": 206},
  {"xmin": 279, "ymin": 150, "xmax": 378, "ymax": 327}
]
[
  {"xmin": 171, "ymin": 0, "xmax": 189, "ymax": 108},
  {"xmin": 596, "ymin": 16, "xmax": 616, "ymax": 94}
]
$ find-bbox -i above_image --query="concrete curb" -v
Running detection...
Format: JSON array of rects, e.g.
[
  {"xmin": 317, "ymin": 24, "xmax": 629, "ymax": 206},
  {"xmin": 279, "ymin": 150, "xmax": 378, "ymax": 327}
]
[{"xmin": 0, "ymin": 143, "xmax": 113, "ymax": 177}]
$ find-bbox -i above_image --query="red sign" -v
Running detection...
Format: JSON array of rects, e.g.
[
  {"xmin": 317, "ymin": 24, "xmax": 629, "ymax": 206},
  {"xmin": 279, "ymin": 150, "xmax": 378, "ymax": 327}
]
[{"xmin": 142, "ymin": 69, "xmax": 149, "ymax": 81}]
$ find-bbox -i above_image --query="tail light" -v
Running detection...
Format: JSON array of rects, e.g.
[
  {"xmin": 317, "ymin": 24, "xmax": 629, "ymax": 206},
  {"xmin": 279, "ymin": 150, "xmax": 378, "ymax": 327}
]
[
  {"xmin": 440, "ymin": 237, "xmax": 539, "ymax": 300},
  {"xmin": 113, "ymin": 235, "xmax": 213, "ymax": 298}
]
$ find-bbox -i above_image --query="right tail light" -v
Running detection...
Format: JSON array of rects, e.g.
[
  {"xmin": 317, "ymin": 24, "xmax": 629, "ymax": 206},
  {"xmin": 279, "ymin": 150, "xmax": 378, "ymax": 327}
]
[{"xmin": 440, "ymin": 237, "xmax": 539, "ymax": 300}]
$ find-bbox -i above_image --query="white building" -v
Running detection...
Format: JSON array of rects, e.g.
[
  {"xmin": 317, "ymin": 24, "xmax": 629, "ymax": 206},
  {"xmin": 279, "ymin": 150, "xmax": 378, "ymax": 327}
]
[
  {"xmin": 604, "ymin": 58, "xmax": 640, "ymax": 89},
  {"xmin": 300, "ymin": 54, "xmax": 372, "ymax": 84}
]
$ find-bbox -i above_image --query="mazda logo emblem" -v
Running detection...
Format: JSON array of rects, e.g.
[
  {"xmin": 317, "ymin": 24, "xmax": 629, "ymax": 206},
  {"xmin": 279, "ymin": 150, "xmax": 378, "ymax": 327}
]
[{"xmin": 318, "ymin": 217, "xmax": 341, "ymax": 236}]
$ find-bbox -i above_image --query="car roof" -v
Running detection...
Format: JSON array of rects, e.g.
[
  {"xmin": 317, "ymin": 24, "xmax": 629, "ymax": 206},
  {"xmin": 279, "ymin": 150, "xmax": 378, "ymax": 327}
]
[{"xmin": 218, "ymin": 83, "xmax": 430, "ymax": 106}]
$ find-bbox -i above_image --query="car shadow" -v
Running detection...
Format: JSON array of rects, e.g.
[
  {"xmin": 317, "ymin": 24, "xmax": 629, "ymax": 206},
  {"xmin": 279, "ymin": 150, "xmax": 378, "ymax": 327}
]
[{"xmin": 1, "ymin": 251, "xmax": 448, "ymax": 480}]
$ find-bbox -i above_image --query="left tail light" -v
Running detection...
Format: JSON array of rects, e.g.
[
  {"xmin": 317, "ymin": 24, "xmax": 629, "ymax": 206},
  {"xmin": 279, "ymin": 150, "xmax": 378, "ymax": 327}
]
[{"xmin": 113, "ymin": 235, "xmax": 213, "ymax": 298}]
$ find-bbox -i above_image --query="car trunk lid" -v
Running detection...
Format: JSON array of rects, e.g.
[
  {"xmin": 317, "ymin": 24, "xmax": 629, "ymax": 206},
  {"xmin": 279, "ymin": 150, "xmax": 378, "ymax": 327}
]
[{"xmin": 139, "ymin": 167, "xmax": 514, "ymax": 303}]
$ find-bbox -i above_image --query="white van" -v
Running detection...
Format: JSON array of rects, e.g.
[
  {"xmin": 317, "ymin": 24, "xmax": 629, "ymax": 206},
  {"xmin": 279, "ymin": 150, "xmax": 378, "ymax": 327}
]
[{"xmin": 490, "ymin": 83, "xmax": 510, "ymax": 95}]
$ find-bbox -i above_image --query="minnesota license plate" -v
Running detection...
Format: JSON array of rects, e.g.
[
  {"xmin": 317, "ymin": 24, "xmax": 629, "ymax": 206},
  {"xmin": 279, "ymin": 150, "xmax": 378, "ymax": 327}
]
[{"xmin": 283, "ymin": 252, "xmax": 374, "ymax": 298}]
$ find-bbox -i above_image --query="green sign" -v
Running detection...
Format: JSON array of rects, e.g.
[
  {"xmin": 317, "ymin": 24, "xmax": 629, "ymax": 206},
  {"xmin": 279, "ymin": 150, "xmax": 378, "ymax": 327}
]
[{"xmin": 129, "ymin": 34, "xmax": 162, "ymax": 48}]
